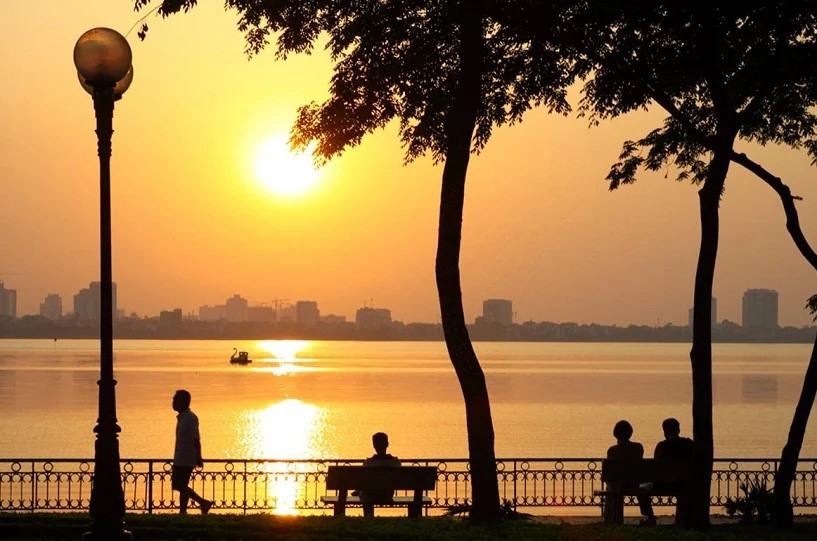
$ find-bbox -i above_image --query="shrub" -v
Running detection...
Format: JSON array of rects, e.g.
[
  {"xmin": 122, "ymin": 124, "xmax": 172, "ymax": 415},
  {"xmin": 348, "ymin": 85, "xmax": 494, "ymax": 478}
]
[{"xmin": 724, "ymin": 478, "xmax": 774, "ymax": 524}]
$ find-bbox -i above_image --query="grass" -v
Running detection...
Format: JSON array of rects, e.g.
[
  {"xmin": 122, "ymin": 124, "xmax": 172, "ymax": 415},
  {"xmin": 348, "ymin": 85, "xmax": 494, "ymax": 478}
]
[{"xmin": 1, "ymin": 513, "xmax": 817, "ymax": 540}]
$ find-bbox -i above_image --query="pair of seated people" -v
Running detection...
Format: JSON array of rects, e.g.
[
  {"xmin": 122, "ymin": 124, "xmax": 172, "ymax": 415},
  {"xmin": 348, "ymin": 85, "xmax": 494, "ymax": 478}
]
[{"xmin": 606, "ymin": 418, "xmax": 694, "ymax": 526}]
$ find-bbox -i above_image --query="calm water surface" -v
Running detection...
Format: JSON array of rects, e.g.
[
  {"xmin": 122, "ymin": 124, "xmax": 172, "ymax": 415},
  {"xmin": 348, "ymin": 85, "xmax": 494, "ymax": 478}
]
[{"xmin": 0, "ymin": 339, "xmax": 813, "ymax": 460}]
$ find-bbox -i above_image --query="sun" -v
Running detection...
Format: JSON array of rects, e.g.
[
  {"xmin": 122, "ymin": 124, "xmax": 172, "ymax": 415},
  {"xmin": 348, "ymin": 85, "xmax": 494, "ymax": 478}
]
[{"xmin": 253, "ymin": 135, "xmax": 321, "ymax": 196}]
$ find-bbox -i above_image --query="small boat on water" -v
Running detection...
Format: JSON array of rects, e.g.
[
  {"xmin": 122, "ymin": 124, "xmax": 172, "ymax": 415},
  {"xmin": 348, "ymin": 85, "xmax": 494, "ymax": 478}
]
[{"xmin": 230, "ymin": 348, "xmax": 252, "ymax": 365}]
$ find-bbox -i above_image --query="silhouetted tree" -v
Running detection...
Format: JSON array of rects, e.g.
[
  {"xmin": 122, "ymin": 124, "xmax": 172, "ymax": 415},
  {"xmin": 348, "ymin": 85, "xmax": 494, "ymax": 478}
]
[
  {"xmin": 735, "ymin": 156, "xmax": 817, "ymax": 528},
  {"xmin": 558, "ymin": 1, "xmax": 817, "ymax": 528},
  {"xmin": 134, "ymin": 0, "xmax": 575, "ymax": 521}
]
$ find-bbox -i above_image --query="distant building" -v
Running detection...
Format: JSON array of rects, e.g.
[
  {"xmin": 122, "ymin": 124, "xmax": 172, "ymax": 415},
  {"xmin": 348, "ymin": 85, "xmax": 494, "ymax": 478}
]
[
  {"xmin": 296, "ymin": 301, "xmax": 320, "ymax": 327},
  {"xmin": 320, "ymin": 314, "xmax": 347, "ymax": 324},
  {"xmin": 278, "ymin": 304, "xmax": 297, "ymax": 323},
  {"xmin": 248, "ymin": 305, "xmax": 276, "ymax": 323},
  {"xmin": 481, "ymin": 299, "xmax": 513, "ymax": 325},
  {"xmin": 742, "ymin": 289, "xmax": 779, "ymax": 329},
  {"xmin": 39, "ymin": 293, "xmax": 63, "ymax": 321},
  {"xmin": 0, "ymin": 281, "xmax": 17, "ymax": 318},
  {"xmin": 688, "ymin": 297, "xmax": 717, "ymax": 327},
  {"xmin": 199, "ymin": 304, "xmax": 226, "ymax": 321},
  {"xmin": 356, "ymin": 307, "xmax": 392, "ymax": 329},
  {"xmin": 159, "ymin": 308, "xmax": 183, "ymax": 329},
  {"xmin": 73, "ymin": 281, "xmax": 117, "ymax": 323},
  {"xmin": 225, "ymin": 294, "xmax": 248, "ymax": 323}
]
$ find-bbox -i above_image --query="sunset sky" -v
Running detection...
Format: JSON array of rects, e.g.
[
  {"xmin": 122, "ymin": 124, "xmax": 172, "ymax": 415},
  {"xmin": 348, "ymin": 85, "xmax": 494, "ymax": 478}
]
[{"xmin": 2, "ymin": 1, "xmax": 817, "ymax": 327}]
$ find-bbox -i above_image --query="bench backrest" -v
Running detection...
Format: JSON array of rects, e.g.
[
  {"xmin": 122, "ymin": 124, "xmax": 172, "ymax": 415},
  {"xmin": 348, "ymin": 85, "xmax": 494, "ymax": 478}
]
[
  {"xmin": 325, "ymin": 466, "xmax": 437, "ymax": 492},
  {"xmin": 601, "ymin": 458, "xmax": 691, "ymax": 485}
]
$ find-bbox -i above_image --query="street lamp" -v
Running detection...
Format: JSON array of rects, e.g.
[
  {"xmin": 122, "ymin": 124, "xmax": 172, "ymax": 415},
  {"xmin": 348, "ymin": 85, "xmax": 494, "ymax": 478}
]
[{"xmin": 73, "ymin": 27, "xmax": 133, "ymax": 540}]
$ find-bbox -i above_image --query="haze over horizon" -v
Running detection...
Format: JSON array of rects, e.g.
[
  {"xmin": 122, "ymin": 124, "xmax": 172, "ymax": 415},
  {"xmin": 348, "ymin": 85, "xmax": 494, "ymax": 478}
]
[{"xmin": 2, "ymin": 1, "xmax": 817, "ymax": 327}]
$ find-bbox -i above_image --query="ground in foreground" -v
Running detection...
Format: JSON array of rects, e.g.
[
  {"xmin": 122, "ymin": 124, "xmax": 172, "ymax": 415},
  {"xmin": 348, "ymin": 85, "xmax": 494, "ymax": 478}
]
[{"xmin": 1, "ymin": 513, "xmax": 817, "ymax": 540}]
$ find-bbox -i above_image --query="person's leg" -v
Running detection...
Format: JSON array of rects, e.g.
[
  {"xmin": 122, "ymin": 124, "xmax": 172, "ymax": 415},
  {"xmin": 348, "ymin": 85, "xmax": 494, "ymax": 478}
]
[
  {"xmin": 637, "ymin": 485, "xmax": 656, "ymax": 525},
  {"xmin": 179, "ymin": 488, "xmax": 190, "ymax": 514},
  {"xmin": 637, "ymin": 495, "xmax": 655, "ymax": 522},
  {"xmin": 675, "ymin": 490, "xmax": 688, "ymax": 526},
  {"xmin": 185, "ymin": 487, "xmax": 212, "ymax": 514},
  {"xmin": 172, "ymin": 466, "xmax": 193, "ymax": 514}
]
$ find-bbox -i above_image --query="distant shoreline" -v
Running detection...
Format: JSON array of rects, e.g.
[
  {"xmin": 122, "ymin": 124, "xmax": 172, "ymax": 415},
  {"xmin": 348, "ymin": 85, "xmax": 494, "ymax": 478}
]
[
  {"xmin": 2, "ymin": 314, "xmax": 815, "ymax": 344},
  {"xmin": 1, "ymin": 335, "xmax": 815, "ymax": 345}
]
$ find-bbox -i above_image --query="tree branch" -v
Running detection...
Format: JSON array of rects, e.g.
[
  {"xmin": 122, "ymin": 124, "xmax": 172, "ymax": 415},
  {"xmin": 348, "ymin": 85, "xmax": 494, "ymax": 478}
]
[{"xmin": 730, "ymin": 151, "xmax": 817, "ymax": 271}]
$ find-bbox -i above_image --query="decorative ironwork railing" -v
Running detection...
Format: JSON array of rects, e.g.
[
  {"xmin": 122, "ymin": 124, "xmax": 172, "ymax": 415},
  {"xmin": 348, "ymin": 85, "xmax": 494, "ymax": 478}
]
[{"xmin": 0, "ymin": 458, "xmax": 815, "ymax": 514}]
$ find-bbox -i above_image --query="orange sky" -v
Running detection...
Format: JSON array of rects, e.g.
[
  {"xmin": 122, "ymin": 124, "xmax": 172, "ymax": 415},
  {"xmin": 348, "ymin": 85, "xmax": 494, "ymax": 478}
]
[{"xmin": 1, "ymin": 1, "xmax": 816, "ymax": 327}]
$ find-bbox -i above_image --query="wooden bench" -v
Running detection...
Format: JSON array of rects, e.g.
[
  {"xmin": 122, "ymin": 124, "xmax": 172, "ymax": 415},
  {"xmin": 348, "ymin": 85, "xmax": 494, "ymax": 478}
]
[
  {"xmin": 594, "ymin": 459, "xmax": 690, "ymax": 524},
  {"xmin": 321, "ymin": 466, "xmax": 437, "ymax": 517}
]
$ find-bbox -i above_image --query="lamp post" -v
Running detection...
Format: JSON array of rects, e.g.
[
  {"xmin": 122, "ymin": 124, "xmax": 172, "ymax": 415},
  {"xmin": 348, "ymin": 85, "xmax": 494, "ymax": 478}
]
[{"xmin": 73, "ymin": 27, "xmax": 133, "ymax": 540}]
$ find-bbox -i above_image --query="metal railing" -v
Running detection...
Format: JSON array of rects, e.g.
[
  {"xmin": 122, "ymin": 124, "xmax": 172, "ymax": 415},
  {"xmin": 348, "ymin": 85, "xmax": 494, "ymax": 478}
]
[{"xmin": 1, "ymin": 458, "xmax": 815, "ymax": 514}]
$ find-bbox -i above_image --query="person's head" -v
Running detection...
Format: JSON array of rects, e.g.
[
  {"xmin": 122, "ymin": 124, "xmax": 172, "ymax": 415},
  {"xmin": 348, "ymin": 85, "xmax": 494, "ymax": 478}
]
[
  {"xmin": 372, "ymin": 432, "xmax": 389, "ymax": 454},
  {"xmin": 662, "ymin": 417, "xmax": 681, "ymax": 438},
  {"xmin": 172, "ymin": 389, "xmax": 191, "ymax": 413},
  {"xmin": 613, "ymin": 420, "xmax": 633, "ymax": 442}
]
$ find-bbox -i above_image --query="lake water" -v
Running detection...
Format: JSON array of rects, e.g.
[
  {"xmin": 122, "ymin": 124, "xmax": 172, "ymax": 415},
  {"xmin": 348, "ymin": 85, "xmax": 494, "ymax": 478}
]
[{"xmin": 0, "ymin": 339, "xmax": 814, "ymax": 461}]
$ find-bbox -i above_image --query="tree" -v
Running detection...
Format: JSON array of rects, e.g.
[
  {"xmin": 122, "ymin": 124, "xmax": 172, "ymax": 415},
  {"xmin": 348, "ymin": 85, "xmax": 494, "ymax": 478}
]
[
  {"xmin": 134, "ymin": 0, "xmax": 574, "ymax": 521},
  {"xmin": 566, "ymin": 1, "xmax": 817, "ymax": 528},
  {"xmin": 732, "ymin": 155, "xmax": 817, "ymax": 528}
]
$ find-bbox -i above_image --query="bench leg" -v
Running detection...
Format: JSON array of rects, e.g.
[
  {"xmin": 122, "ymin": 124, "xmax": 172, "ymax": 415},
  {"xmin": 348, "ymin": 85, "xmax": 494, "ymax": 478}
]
[{"xmin": 333, "ymin": 502, "xmax": 346, "ymax": 517}]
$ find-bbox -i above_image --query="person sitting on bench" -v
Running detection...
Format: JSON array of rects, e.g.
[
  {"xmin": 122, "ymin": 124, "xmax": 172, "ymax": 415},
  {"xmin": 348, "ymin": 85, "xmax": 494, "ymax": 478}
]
[
  {"xmin": 358, "ymin": 432, "xmax": 401, "ymax": 516},
  {"xmin": 650, "ymin": 417, "xmax": 695, "ymax": 525},
  {"xmin": 607, "ymin": 420, "xmax": 656, "ymax": 526},
  {"xmin": 655, "ymin": 418, "xmax": 695, "ymax": 462}
]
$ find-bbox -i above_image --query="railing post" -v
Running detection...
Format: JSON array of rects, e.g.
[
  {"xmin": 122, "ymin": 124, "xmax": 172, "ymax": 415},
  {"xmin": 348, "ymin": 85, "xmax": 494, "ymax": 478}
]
[
  {"xmin": 243, "ymin": 461, "xmax": 248, "ymax": 516},
  {"xmin": 147, "ymin": 460, "xmax": 153, "ymax": 514},
  {"xmin": 513, "ymin": 460, "xmax": 518, "ymax": 512},
  {"xmin": 31, "ymin": 461, "xmax": 36, "ymax": 513}
]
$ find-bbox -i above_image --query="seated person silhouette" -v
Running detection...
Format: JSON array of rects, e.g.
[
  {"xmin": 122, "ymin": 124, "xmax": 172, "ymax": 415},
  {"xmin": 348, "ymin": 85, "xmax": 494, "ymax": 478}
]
[
  {"xmin": 606, "ymin": 420, "xmax": 655, "ymax": 525},
  {"xmin": 651, "ymin": 417, "xmax": 695, "ymax": 525},
  {"xmin": 357, "ymin": 432, "xmax": 401, "ymax": 517}
]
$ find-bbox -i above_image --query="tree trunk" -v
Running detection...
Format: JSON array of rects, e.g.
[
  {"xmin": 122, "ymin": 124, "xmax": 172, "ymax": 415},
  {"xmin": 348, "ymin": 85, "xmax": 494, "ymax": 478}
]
[
  {"xmin": 686, "ymin": 150, "xmax": 730, "ymax": 529},
  {"xmin": 435, "ymin": 0, "xmax": 501, "ymax": 523},
  {"xmin": 774, "ymin": 334, "xmax": 817, "ymax": 526},
  {"xmin": 728, "ymin": 152, "xmax": 817, "ymax": 528}
]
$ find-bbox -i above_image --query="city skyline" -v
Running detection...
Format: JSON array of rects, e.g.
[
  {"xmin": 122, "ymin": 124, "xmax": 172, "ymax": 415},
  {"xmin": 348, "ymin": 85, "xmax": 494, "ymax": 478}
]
[
  {"xmin": 3, "ymin": 2, "xmax": 817, "ymax": 329},
  {"xmin": 1, "ymin": 280, "xmax": 807, "ymax": 329}
]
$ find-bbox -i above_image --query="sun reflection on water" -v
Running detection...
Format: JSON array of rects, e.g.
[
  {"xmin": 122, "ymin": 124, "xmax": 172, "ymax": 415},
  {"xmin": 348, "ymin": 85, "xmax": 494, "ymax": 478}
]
[
  {"xmin": 258, "ymin": 340, "xmax": 308, "ymax": 361},
  {"xmin": 241, "ymin": 399, "xmax": 328, "ymax": 514},
  {"xmin": 255, "ymin": 340, "xmax": 317, "ymax": 376}
]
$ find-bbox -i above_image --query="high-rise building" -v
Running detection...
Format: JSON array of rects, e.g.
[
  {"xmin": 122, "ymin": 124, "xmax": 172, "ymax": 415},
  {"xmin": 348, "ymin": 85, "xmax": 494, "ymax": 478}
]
[
  {"xmin": 159, "ymin": 308, "xmax": 183, "ymax": 329},
  {"xmin": 296, "ymin": 301, "xmax": 320, "ymax": 326},
  {"xmin": 199, "ymin": 304, "xmax": 226, "ymax": 321},
  {"xmin": 0, "ymin": 281, "xmax": 17, "ymax": 318},
  {"xmin": 482, "ymin": 299, "xmax": 513, "ymax": 325},
  {"xmin": 247, "ymin": 305, "xmax": 276, "ymax": 323},
  {"xmin": 73, "ymin": 281, "xmax": 117, "ymax": 322},
  {"xmin": 39, "ymin": 293, "xmax": 63, "ymax": 321},
  {"xmin": 225, "ymin": 294, "xmax": 248, "ymax": 323},
  {"xmin": 278, "ymin": 304, "xmax": 297, "ymax": 323},
  {"xmin": 356, "ymin": 307, "xmax": 392, "ymax": 329},
  {"xmin": 688, "ymin": 297, "xmax": 717, "ymax": 327},
  {"xmin": 742, "ymin": 289, "xmax": 779, "ymax": 329}
]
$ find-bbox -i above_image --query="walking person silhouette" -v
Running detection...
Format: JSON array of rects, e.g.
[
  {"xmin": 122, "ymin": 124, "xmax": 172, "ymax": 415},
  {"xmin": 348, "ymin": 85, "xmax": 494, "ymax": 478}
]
[{"xmin": 171, "ymin": 389, "xmax": 213, "ymax": 514}]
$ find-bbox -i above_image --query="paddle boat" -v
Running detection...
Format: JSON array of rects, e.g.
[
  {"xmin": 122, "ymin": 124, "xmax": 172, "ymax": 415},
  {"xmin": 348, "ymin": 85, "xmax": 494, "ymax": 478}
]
[{"xmin": 230, "ymin": 348, "xmax": 252, "ymax": 365}]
